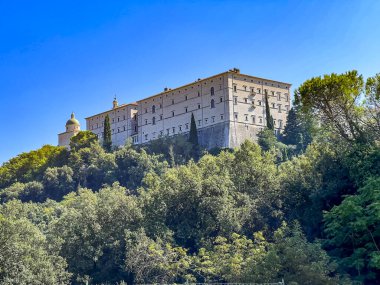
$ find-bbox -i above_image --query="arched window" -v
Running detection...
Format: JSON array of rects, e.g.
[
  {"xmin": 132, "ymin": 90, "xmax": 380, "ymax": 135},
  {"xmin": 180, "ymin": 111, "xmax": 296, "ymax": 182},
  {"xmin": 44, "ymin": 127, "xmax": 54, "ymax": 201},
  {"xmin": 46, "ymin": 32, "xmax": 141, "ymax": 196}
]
[
  {"xmin": 152, "ymin": 116, "xmax": 156, "ymax": 125},
  {"xmin": 152, "ymin": 105, "xmax": 156, "ymax": 113},
  {"xmin": 210, "ymin": 99, "xmax": 215, "ymax": 108},
  {"xmin": 210, "ymin": 87, "xmax": 214, "ymax": 96}
]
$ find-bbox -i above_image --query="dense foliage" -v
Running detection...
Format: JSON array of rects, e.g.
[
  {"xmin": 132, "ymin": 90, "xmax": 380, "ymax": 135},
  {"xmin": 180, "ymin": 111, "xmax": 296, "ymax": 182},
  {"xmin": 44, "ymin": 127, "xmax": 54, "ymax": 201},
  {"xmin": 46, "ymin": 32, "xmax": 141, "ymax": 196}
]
[{"xmin": 0, "ymin": 70, "xmax": 379, "ymax": 284}]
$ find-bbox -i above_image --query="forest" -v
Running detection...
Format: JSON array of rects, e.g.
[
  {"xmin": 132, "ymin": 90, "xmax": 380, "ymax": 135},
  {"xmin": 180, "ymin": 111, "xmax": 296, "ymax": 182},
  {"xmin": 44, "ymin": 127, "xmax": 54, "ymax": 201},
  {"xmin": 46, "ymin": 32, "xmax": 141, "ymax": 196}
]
[{"xmin": 0, "ymin": 70, "xmax": 379, "ymax": 285}]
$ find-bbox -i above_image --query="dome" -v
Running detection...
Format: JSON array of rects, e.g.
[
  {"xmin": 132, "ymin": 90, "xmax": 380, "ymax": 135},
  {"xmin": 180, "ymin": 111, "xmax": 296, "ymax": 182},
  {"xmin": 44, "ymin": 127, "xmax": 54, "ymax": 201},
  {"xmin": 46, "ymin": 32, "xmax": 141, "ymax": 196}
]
[{"xmin": 66, "ymin": 113, "xmax": 80, "ymax": 126}]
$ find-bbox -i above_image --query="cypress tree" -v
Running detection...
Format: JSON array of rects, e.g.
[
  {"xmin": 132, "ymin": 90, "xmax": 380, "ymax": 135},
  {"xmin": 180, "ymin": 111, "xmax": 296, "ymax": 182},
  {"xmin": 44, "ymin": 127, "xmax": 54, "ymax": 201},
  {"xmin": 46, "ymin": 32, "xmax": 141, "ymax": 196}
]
[
  {"xmin": 103, "ymin": 114, "xmax": 112, "ymax": 152},
  {"xmin": 188, "ymin": 113, "xmax": 199, "ymax": 146},
  {"xmin": 265, "ymin": 93, "xmax": 274, "ymax": 130}
]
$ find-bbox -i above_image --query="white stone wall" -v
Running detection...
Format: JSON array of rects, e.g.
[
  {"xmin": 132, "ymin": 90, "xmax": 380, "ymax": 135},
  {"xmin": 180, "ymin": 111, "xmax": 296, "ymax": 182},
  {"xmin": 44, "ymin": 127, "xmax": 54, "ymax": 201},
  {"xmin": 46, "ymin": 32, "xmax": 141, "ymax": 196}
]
[
  {"xmin": 226, "ymin": 72, "xmax": 291, "ymax": 148},
  {"xmin": 85, "ymin": 103, "xmax": 138, "ymax": 147},
  {"xmin": 84, "ymin": 70, "xmax": 291, "ymax": 149},
  {"xmin": 137, "ymin": 73, "xmax": 230, "ymax": 146}
]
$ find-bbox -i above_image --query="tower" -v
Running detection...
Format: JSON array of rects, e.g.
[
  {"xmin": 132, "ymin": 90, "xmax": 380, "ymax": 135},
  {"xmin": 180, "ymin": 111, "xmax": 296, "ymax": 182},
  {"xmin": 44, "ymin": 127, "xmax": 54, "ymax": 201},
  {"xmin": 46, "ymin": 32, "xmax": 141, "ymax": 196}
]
[
  {"xmin": 113, "ymin": 96, "xmax": 118, "ymax": 109},
  {"xmin": 58, "ymin": 113, "xmax": 81, "ymax": 148}
]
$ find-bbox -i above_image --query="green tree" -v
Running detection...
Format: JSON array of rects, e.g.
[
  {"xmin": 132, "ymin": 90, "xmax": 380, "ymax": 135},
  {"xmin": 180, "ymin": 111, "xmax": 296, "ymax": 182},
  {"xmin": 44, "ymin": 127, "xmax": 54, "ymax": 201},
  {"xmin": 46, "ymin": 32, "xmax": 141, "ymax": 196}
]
[
  {"xmin": 189, "ymin": 113, "xmax": 199, "ymax": 146},
  {"xmin": 140, "ymin": 153, "xmax": 250, "ymax": 250},
  {"xmin": 125, "ymin": 229, "xmax": 193, "ymax": 284},
  {"xmin": 42, "ymin": 166, "xmax": 75, "ymax": 200},
  {"xmin": 0, "ymin": 214, "xmax": 71, "ymax": 284},
  {"xmin": 364, "ymin": 73, "xmax": 380, "ymax": 141},
  {"xmin": 0, "ymin": 181, "xmax": 44, "ymax": 203},
  {"xmin": 0, "ymin": 145, "xmax": 68, "ymax": 189},
  {"xmin": 103, "ymin": 114, "xmax": 112, "ymax": 152},
  {"xmin": 324, "ymin": 177, "xmax": 380, "ymax": 283},
  {"xmin": 281, "ymin": 106, "xmax": 315, "ymax": 153},
  {"xmin": 265, "ymin": 93, "xmax": 274, "ymax": 130},
  {"xmin": 114, "ymin": 144, "xmax": 168, "ymax": 191},
  {"xmin": 296, "ymin": 70, "xmax": 366, "ymax": 142},
  {"xmin": 70, "ymin": 131, "xmax": 99, "ymax": 152},
  {"xmin": 51, "ymin": 184, "xmax": 143, "ymax": 284}
]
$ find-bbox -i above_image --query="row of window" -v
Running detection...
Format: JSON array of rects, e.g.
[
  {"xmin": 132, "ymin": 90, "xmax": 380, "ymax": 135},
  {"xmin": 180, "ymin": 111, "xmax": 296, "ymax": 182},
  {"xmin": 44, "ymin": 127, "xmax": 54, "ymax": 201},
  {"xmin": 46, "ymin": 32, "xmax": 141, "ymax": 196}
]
[
  {"xmin": 233, "ymin": 85, "xmax": 289, "ymax": 101},
  {"xmin": 234, "ymin": 113, "xmax": 283, "ymax": 128},
  {"xmin": 145, "ymin": 89, "xmax": 221, "ymax": 114}
]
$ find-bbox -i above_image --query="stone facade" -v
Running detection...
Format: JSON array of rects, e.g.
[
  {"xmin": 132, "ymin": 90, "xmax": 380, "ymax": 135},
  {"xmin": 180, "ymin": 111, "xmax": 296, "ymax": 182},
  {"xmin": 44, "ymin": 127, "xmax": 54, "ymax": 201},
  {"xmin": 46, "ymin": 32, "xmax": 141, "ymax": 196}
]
[
  {"xmin": 58, "ymin": 113, "xmax": 81, "ymax": 148},
  {"xmin": 85, "ymin": 99, "xmax": 138, "ymax": 146},
  {"xmin": 62, "ymin": 69, "xmax": 291, "ymax": 149}
]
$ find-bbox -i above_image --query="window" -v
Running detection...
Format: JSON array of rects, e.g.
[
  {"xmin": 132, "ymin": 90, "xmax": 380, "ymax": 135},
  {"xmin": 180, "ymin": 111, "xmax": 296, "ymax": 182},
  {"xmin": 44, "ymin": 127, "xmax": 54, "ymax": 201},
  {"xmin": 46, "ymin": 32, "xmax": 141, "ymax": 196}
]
[
  {"xmin": 134, "ymin": 126, "xmax": 137, "ymax": 132},
  {"xmin": 234, "ymin": 97, "xmax": 238, "ymax": 105},
  {"xmin": 252, "ymin": 115, "xmax": 256, "ymax": 124},
  {"xmin": 286, "ymin": 105, "xmax": 289, "ymax": 112},
  {"xmin": 198, "ymin": 104, "xmax": 201, "ymax": 109},
  {"xmin": 118, "ymin": 117, "xmax": 120, "ymax": 122},
  {"xmin": 166, "ymin": 129, "xmax": 169, "ymax": 135},
  {"xmin": 198, "ymin": 120, "xmax": 201, "ymax": 126},
  {"xmin": 179, "ymin": 125, "xmax": 182, "ymax": 131},
  {"xmin": 152, "ymin": 117, "xmax": 156, "ymax": 125},
  {"xmin": 212, "ymin": 116, "xmax": 215, "ymax": 123},
  {"xmin": 145, "ymin": 108, "xmax": 147, "ymax": 113},
  {"xmin": 271, "ymin": 91, "xmax": 275, "ymax": 96},
  {"xmin": 245, "ymin": 114, "xmax": 248, "ymax": 121},
  {"xmin": 279, "ymin": 119, "xmax": 283, "ymax": 128},
  {"xmin": 205, "ymin": 118, "xmax": 208, "ymax": 124},
  {"xmin": 234, "ymin": 113, "xmax": 238, "ymax": 120},
  {"xmin": 220, "ymin": 97, "xmax": 223, "ymax": 103},
  {"xmin": 244, "ymin": 86, "xmax": 247, "ymax": 91},
  {"xmin": 210, "ymin": 87, "xmax": 215, "ymax": 96},
  {"xmin": 172, "ymin": 111, "xmax": 175, "ymax": 117},
  {"xmin": 145, "ymin": 134, "xmax": 148, "ymax": 140},
  {"xmin": 185, "ymin": 107, "xmax": 188, "ymax": 113},
  {"xmin": 185, "ymin": 95, "xmax": 188, "ymax": 101},
  {"xmin": 221, "ymin": 114, "xmax": 224, "ymax": 120},
  {"xmin": 257, "ymin": 88, "xmax": 261, "ymax": 94},
  {"xmin": 258, "ymin": 100, "xmax": 262, "ymax": 106},
  {"xmin": 210, "ymin": 99, "xmax": 215, "ymax": 108},
  {"xmin": 272, "ymin": 103, "xmax": 275, "ymax": 108},
  {"xmin": 244, "ymin": 98, "xmax": 248, "ymax": 103},
  {"xmin": 123, "ymin": 115, "xmax": 125, "ymax": 120},
  {"xmin": 118, "ymin": 128, "xmax": 120, "ymax": 133},
  {"xmin": 233, "ymin": 85, "xmax": 237, "ymax": 92},
  {"xmin": 134, "ymin": 114, "xmax": 137, "ymax": 121},
  {"xmin": 152, "ymin": 105, "xmax": 156, "ymax": 113},
  {"xmin": 264, "ymin": 89, "xmax": 268, "ymax": 95},
  {"xmin": 285, "ymin": 94, "xmax": 289, "ymax": 102},
  {"xmin": 198, "ymin": 91, "xmax": 200, "ymax": 97},
  {"xmin": 185, "ymin": 123, "xmax": 189, "ymax": 129},
  {"xmin": 172, "ymin": 127, "xmax": 175, "ymax": 133},
  {"xmin": 123, "ymin": 126, "xmax": 126, "ymax": 131},
  {"xmin": 277, "ymin": 93, "xmax": 281, "ymax": 101},
  {"xmin": 259, "ymin": 117, "xmax": 263, "ymax": 123},
  {"xmin": 250, "ymin": 87, "xmax": 255, "ymax": 94},
  {"xmin": 145, "ymin": 119, "xmax": 148, "ymax": 125},
  {"xmin": 159, "ymin": 103, "xmax": 162, "ymax": 108},
  {"xmin": 172, "ymin": 99, "xmax": 174, "ymax": 105},
  {"xmin": 278, "ymin": 104, "xmax": 282, "ymax": 112},
  {"xmin": 160, "ymin": 130, "xmax": 163, "ymax": 136},
  {"xmin": 112, "ymin": 118, "xmax": 115, "ymax": 123}
]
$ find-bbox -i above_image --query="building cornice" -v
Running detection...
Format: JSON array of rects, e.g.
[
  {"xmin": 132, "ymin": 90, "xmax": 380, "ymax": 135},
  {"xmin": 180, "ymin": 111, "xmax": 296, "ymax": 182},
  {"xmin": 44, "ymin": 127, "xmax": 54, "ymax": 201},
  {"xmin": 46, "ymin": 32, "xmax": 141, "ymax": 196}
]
[
  {"xmin": 85, "ymin": 102, "xmax": 138, "ymax": 120},
  {"xmin": 136, "ymin": 70, "xmax": 291, "ymax": 103}
]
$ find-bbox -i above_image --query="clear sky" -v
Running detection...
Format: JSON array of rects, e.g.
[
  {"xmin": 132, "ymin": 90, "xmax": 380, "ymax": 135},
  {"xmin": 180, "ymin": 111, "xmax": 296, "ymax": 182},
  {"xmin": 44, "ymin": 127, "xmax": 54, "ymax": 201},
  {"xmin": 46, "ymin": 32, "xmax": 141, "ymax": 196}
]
[{"xmin": 1, "ymin": 0, "xmax": 380, "ymax": 164}]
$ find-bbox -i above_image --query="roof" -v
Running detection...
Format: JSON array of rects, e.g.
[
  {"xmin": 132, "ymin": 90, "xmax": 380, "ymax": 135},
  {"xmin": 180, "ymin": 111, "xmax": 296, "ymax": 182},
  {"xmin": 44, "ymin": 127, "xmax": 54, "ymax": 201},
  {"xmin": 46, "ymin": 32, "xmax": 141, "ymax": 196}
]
[
  {"xmin": 85, "ymin": 102, "xmax": 138, "ymax": 120},
  {"xmin": 136, "ymin": 69, "xmax": 292, "ymax": 103}
]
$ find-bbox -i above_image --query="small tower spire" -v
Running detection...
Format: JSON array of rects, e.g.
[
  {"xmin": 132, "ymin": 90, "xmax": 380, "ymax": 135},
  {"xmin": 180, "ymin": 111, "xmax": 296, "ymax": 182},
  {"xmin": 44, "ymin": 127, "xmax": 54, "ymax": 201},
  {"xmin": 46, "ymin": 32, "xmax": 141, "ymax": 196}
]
[{"xmin": 113, "ymin": 95, "xmax": 118, "ymax": 109}]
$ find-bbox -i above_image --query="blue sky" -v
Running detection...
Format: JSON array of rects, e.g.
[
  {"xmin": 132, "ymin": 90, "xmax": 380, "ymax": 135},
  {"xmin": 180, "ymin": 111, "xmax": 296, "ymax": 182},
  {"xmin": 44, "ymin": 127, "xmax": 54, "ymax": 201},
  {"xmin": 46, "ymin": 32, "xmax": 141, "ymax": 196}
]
[{"xmin": 1, "ymin": 0, "xmax": 380, "ymax": 163}]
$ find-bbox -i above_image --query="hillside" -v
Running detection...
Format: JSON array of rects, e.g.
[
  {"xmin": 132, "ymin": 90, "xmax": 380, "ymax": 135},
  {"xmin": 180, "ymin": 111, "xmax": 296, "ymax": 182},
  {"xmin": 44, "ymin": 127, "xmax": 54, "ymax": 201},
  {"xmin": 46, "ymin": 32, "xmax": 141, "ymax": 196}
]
[{"xmin": 0, "ymin": 71, "xmax": 379, "ymax": 284}]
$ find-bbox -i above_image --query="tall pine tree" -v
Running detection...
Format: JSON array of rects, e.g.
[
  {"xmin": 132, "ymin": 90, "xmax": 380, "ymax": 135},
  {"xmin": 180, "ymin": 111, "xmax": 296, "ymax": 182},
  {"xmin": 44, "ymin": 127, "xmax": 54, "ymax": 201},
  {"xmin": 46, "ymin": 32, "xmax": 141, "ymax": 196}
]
[
  {"xmin": 103, "ymin": 114, "xmax": 112, "ymax": 152},
  {"xmin": 265, "ymin": 93, "xmax": 274, "ymax": 130},
  {"xmin": 188, "ymin": 113, "xmax": 199, "ymax": 146}
]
